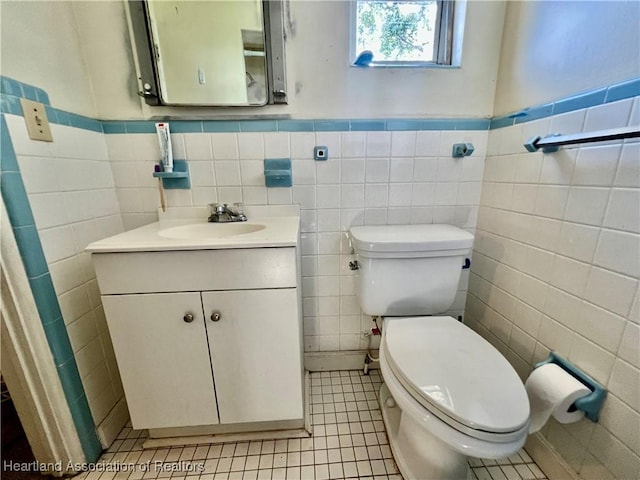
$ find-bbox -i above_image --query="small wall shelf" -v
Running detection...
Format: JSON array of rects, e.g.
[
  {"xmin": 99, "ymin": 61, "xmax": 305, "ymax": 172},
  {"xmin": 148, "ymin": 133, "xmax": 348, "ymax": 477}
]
[
  {"xmin": 264, "ymin": 158, "xmax": 292, "ymax": 187},
  {"xmin": 153, "ymin": 159, "xmax": 190, "ymax": 189}
]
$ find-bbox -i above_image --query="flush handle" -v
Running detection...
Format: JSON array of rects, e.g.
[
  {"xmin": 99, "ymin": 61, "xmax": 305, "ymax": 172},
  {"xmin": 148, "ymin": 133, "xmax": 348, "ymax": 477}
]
[
  {"xmin": 183, "ymin": 313, "xmax": 195, "ymax": 323},
  {"xmin": 210, "ymin": 311, "xmax": 222, "ymax": 322},
  {"xmin": 349, "ymin": 260, "xmax": 360, "ymax": 271}
]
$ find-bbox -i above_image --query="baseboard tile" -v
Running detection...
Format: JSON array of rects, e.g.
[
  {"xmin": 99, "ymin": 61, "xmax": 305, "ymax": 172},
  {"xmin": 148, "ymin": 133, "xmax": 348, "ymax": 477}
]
[
  {"xmin": 525, "ymin": 432, "xmax": 578, "ymax": 480},
  {"xmin": 304, "ymin": 350, "xmax": 379, "ymax": 372},
  {"xmin": 143, "ymin": 428, "xmax": 310, "ymax": 449},
  {"xmin": 97, "ymin": 398, "xmax": 129, "ymax": 449}
]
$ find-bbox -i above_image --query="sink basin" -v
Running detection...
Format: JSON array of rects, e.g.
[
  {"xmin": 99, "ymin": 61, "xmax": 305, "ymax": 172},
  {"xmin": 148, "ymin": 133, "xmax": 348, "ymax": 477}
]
[{"xmin": 158, "ymin": 223, "xmax": 266, "ymax": 240}]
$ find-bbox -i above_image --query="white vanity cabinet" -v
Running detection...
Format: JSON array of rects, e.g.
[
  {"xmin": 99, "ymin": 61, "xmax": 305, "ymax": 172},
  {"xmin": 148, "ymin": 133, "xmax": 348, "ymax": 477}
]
[
  {"xmin": 93, "ymin": 245, "xmax": 303, "ymax": 433},
  {"xmin": 202, "ymin": 289, "xmax": 301, "ymax": 424},
  {"xmin": 101, "ymin": 292, "xmax": 219, "ymax": 429}
]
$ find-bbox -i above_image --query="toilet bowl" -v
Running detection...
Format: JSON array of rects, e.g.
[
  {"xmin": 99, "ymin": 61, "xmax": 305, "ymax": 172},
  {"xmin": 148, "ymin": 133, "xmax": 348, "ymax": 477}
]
[
  {"xmin": 379, "ymin": 316, "xmax": 529, "ymax": 479},
  {"xmin": 348, "ymin": 224, "xmax": 531, "ymax": 479}
]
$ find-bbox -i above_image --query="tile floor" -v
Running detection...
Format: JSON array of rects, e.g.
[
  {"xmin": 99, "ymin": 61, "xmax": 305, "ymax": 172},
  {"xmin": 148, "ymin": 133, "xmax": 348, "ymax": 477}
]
[{"xmin": 76, "ymin": 370, "xmax": 547, "ymax": 480}]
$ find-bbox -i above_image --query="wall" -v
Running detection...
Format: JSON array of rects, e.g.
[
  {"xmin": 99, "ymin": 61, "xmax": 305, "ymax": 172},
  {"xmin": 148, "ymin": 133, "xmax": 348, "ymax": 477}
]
[
  {"xmin": 467, "ymin": 93, "xmax": 639, "ymax": 478},
  {"xmin": 494, "ymin": 1, "xmax": 640, "ymax": 115},
  {"xmin": 70, "ymin": 0, "xmax": 506, "ymax": 120},
  {"xmin": 477, "ymin": 3, "xmax": 640, "ymax": 475},
  {"xmin": 0, "ymin": 1, "xmax": 98, "ymax": 118},
  {"xmin": 3, "ymin": 109, "xmax": 127, "ymax": 447},
  {"xmin": 107, "ymin": 125, "xmax": 487, "ymax": 351},
  {"xmin": 1, "ymin": 0, "xmax": 131, "ymax": 451}
]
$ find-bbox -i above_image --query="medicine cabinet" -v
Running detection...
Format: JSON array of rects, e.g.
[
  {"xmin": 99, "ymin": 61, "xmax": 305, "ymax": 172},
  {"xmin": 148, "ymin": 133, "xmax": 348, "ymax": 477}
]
[{"xmin": 128, "ymin": 0, "xmax": 287, "ymax": 107}]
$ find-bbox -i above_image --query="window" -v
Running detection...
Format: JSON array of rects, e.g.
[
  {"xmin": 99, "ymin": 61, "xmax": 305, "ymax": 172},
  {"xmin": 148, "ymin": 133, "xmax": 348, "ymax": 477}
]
[{"xmin": 350, "ymin": 0, "xmax": 458, "ymax": 67}]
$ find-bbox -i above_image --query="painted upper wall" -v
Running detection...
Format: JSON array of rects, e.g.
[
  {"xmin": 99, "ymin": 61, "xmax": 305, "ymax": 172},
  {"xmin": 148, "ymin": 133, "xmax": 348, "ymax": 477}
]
[
  {"xmin": 494, "ymin": 0, "xmax": 640, "ymax": 116},
  {"xmin": 0, "ymin": 1, "xmax": 98, "ymax": 118},
  {"xmin": 3, "ymin": 0, "xmax": 507, "ymax": 120}
]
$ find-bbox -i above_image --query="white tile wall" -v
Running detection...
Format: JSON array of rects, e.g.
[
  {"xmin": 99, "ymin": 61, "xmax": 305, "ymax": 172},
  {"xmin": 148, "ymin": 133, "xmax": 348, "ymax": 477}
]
[
  {"xmin": 106, "ymin": 129, "xmax": 488, "ymax": 352},
  {"xmin": 465, "ymin": 98, "xmax": 640, "ymax": 479},
  {"xmin": 5, "ymin": 114, "xmax": 125, "ymax": 437}
]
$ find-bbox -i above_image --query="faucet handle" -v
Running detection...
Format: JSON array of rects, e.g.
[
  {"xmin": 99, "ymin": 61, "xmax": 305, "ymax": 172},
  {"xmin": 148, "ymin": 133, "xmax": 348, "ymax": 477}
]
[
  {"xmin": 208, "ymin": 203, "xmax": 227, "ymax": 214},
  {"xmin": 230, "ymin": 202, "xmax": 244, "ymax": 215}
]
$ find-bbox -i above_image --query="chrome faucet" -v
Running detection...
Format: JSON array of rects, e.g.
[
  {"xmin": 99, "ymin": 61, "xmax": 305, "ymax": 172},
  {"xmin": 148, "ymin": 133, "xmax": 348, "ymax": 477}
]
[{"xmin": 208, "ymin": 203, "xmax": 247, "ymax": 223}]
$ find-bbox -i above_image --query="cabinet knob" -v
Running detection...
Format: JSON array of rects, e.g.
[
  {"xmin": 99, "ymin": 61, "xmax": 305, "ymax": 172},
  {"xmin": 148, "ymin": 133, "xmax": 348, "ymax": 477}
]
[
  {"xmin": 183, "ymin": 313, "xmax": 195, "ymax": 323},
  {"xmin": 210, "ymin": 311, "xmax": 222, "ymax": 322}
]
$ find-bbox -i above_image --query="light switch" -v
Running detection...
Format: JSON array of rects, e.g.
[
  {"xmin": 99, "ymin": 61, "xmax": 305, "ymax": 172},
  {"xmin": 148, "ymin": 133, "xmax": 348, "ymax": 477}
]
[{"xmin": 20, "ymin": 98, "xmax": 53, "ymax": 142}]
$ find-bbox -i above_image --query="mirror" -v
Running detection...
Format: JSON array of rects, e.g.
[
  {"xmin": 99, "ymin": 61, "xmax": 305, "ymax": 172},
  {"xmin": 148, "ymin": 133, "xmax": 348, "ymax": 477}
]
[{"xmin": 129, "ymin": 0, "xmax": 287, "ymax": 107}]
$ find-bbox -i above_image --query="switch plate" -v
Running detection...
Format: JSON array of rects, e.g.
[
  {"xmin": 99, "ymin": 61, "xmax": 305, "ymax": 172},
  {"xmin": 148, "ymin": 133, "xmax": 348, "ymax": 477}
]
[{"xmin": 20, "ymin": 98, "xmax": 53, "ymax": 142}]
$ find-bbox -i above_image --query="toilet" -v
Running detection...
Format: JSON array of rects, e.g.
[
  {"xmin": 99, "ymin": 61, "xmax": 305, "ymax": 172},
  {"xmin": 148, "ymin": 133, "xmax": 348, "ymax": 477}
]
[{"xmin": 349, "ymin": 224, "xmax": 531, "ymax": 480}]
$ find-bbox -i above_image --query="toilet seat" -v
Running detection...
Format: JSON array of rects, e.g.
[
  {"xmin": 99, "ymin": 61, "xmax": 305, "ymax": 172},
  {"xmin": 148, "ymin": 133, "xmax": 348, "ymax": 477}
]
[{"xmin": 383, "ymin": 316, "xmax": 530, "ymax": 443}]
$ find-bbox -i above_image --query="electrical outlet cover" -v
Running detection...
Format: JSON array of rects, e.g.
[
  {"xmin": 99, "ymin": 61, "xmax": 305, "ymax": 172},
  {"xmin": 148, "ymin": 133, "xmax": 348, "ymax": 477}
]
[
  {"xmin": 314, "ymin": 146, "xmax": 328, "ymax": 161},
  {"xmin": 20, "ymin": 98, "xmax": 53, "ymax": 142}
]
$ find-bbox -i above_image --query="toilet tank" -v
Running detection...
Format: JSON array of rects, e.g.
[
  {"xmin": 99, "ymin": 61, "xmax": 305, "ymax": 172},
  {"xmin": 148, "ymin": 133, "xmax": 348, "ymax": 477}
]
[{"xmin": 349, "ymin": 225, "xmax": 474, "ymax": 316}]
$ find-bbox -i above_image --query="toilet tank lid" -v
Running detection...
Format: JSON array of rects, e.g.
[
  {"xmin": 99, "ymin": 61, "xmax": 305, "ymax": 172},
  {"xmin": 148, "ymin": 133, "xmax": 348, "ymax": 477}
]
[{"xmin": 349, "ymin": 224, "xmax": 473, "ymax": 254}]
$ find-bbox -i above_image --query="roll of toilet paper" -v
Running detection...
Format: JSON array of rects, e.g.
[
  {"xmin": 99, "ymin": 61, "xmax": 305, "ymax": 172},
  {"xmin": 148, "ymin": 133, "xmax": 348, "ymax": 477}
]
[{"xmin": 525, "ymin": 363, "xmax": 591, "ymax": 433}]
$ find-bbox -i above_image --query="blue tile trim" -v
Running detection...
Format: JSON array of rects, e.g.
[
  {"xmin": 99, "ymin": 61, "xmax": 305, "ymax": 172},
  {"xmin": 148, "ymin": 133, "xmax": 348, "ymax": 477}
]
[
  {"xmin": 42, "ymin": 318, "xmax": 75, "ymax": 365},
  {"xmin": 102, "ymin": 121, "xmax": 127, "ymax": 134},
  {"xmin": 278, "ymin": 120, "xmax": 315, "ymax": 132},
  {"xmin": 455, "ymin": 118, "xmax": 491, "ymax": 130},
  {"xmin": 240, "ymin": 120, "xmax": 278, "ymax": 132},
  {"xmin": 0, "ymin": 93, "xmax": 23, "ymax": 116},
  {"xmin": 1, "ymin": 77, "xmax": 23, "ymax": 97},
  {"xmin": 314, "ymin": 120, "xmax": 350, "ymax": 131},
  {"xmin": 491, "ymin": 76, "xmax": 640, "ymax": 129},
  {"xmin": 44, "ymin": 105, "xmax": 59, "ymax": 124},
  {"xmin": 21, "ymin": 84, "xmax": 39, "ymax": 102},
  {"xmin": 606, "ymin": 78, "xmax": 640, "ymax": 103},
  {"xmin": 350, "ymin": 120, "xmax": 386, "ymax": 131},
  {"xmin": 420, "ymin": 119, "xmax": 458, "ymax": 130},
  {"xmin": 490, "ymin": 116, "xmax": 515, "ymax": 130},
  {"xmin": 68, "ymin": 113, "xmax": 103, "ymax": 133},
  {"xmin": 35, "ymin": 88, "xmax": 50, "ymax": 106},
  {"xmin": 553, "ymin": 89, "xmax": 607, "ymax": 116},
  {"xmin": 1, "ymin": 117, "xmax": 19, "ymax": 172},
  {"xmin": 1, "ymin": 172, "xmax": 35, "ymax": 227},
  {"xmin": 56, "ymin": 110, "xmax": 72, "ymax": 127},
  {"xmin": 514, "ymin": 103, "xmax": 554, "ymax": 125},
  {"xmin": 57, "ymin": 358, "xmax": 87, "ymax": 403},
  {"xmin": 386, "ymin": 119, "xmax": 422, "ymax": 131},
  {"xmin": 29, "ymin": 274, "xmax": 64, "ymax": 325},
  {"xmin": 169, "ymin": 121, "xmax": 203, "ymax": 133},
  {"xmin": 12, "ymin": 225, "xmax": 49, "ymax": 277},
  {"xmin": 203, "ymin": 121, "xmax": 240, "ymax": 133},
  {"xmin": 0, "ymin": 111, "xmax": 101, "ymax": 461},
  {"xmin": 1, "ymin": 76, "xmax": 50, "ymax": 105},
  {"xmin": 124, "ymin": 121, "xmax": 156, "ymax": 134},
  {"xmin": 68, "ymin": 395, "xmax": 103, "ymax": 461}
]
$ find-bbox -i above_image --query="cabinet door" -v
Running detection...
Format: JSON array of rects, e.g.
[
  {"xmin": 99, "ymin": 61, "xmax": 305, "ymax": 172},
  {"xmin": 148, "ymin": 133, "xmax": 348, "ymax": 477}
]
[
  {"xmin": 202, "ymin": 289, "xmax": 303, "ymax": 424},
  {"xmin": 102, "ymin": 293, "xmax": 219, "ymax": 429}
]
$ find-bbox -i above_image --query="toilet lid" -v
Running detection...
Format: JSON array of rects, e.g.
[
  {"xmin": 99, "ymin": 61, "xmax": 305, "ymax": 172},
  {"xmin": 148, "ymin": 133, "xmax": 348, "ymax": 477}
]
[{"xmin": 384, "ymin": 316, "xmax": 530, "ymax": 434}]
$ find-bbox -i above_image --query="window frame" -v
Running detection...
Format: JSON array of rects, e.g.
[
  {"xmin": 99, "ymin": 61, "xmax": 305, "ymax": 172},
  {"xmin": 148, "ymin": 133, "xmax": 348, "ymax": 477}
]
[{"xmin": 349, "ymin": 0, "xmax": 457, "ymax": 68}]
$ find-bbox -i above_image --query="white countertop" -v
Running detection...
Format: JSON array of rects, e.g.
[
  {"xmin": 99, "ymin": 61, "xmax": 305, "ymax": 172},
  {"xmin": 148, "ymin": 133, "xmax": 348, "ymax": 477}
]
[{"xmin": 86, "ymin": 205, "xmax": 300, "ymax": 253}]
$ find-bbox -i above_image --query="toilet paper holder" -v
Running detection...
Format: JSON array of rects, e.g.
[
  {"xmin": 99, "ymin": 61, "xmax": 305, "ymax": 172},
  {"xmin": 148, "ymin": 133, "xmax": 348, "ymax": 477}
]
[{"xmin": 536, "ymin": 352, "xmax": 607, "ymax": 422}]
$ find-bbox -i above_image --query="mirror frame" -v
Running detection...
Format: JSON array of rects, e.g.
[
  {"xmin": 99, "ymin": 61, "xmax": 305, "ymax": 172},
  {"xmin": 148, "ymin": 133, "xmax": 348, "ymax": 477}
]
[{"xmin": 128, "ymin": 0, "xmax": 287, "ymax": 107}]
